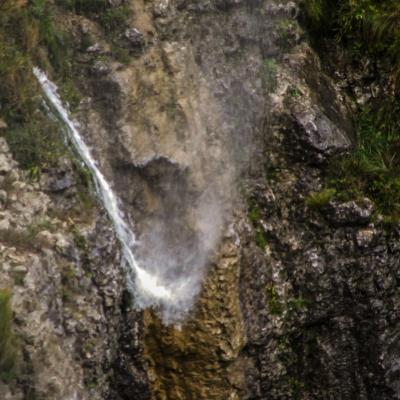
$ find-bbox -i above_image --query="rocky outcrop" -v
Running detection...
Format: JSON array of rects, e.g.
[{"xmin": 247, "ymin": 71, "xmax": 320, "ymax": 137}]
[
  {"xmin": 0, "ymin": 138, "xmax": 149, "ymax": 400},
  {"xmin": 2, "ymin": 0, "xmax": 400, "ymax": 399},
  {"xmin": 239, "ymin": 7, "xmax": 400, "ymax": 400}
]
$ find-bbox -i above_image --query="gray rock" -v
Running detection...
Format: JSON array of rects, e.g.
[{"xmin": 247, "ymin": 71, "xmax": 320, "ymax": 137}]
[
  {"xmin": 0, "ymin": 189, "xmax": 7, "ymax": 204},
  {"xmin": 266, "ymin": 1, "xmax": 298, "ymax": 17},
  {"xmin": 0, "ymin": 137, "xmax": 9, "ymax": 152},
  {"xmin": 86, "ymin": 43, "xmax": 103, "ymax": 54},
  {"xmin": 108, "ymin": 0, "xmax": 124, "ymax": 5},
  {"xmin": 327, "ymin": 198, "xmax": 375, "ymax": 226},
  {"xmin": 0, "ymin": 217, "xmax": 10, "ymax": 230},
  {"xmin": 292, "ymin": 108, "xmax": 352, "ymax": 163},
  {"xmin": 124, "ymin": 28, "xmax": 145, "ymax": 47},
  {"xmin": 153, "ymin": 1, "xmax": 170, "ymax": 17},
  {"xmin": 0, "ymin": 153, "xmax": 13, "ymax": 173},
  {"xmin": 40, "ymin": 173, "xmax": 74, "ymax": 192},
  {"xmin": 356, "ymin": 228, "xmax": 377, "ymax": 248},
  {"xmin": 92, "ymin": 60, "xmax": 111, "ymax": 76}
]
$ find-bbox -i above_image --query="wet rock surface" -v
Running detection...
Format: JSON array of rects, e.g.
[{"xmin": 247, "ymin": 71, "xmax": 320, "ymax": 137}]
[{"xmin": 2, "ymin": 0, "xmax": 400, "ymax": 399}]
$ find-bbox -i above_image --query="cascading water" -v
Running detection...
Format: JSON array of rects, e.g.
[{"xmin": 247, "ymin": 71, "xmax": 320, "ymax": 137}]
[{"xmin": 33, "ymin": 68, "xmax": 197, "ymax": 321}]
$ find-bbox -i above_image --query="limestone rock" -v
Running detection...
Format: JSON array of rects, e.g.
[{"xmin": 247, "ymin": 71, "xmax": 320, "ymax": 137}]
[
  {"xmin": 291, "ymin": 108, "xmax": 352, "ymax": 163},
  {"xmin": 0, "ymin": 138, "xmax": 148, "ymax": 400},
  {"xmin": 0, "ymin": 153, "xmax": 14, "ymax": 173},
  {"xmin": 124, "ymin": 28, "xmax": 145, "ymax": 47},
  {"xmin": 327, "ymin": 198, "xmax": 375, "ymax": 226}
]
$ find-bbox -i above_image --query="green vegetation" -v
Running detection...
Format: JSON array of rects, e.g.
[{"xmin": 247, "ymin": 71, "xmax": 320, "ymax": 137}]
[
  {"xmin": 0, "ymin": 0, "xmax": 132, "ymax": 169},
  {"xmin": 4, "ymin": 116, "xmax": 66, "ymax": 170},
  {"xmin": 0, "ymin": 1, "xmax": 98, "ymax": 223},
  {"xmin": 73, "ymin": 230, "xmax": 87, "ymax": 251},
  {"xmin": 255, "ymin": 228, "xmax": 268, "ymax": 248},
  {"xmin": 275, "ymin": 18, "xmax": 301, "ymax": 50},
  {"xmin": 287, "ymin": 85, "xmax": 302, "ymax": 98},
  {"xmin": 303, "ymin": 0, "xmax": 400, "ymax": 87},
  {"xmin": 61, "ymin": 0, "xmax": 111, "ymax": 14},
  {"xmin": 248, "ymin": 206, "xmax": 268, "ymax": 249},
  {"xmin": 0, "ymin": 289, "xmax": 18, "ymax": 382},
  {"xmin": 59, "ymin": 0, "xmax": 131, "ymax": 35},
  {"xmin": 265, "ymin": 284, "xmax": 284, "ymax": 316},
  {"xmin": 305, "ymin": 188, "xmax": 336, "ymax": 209},
  {"xmin": 248, "ymin": 206, "xmax": 262, "ymax": 224},
  {"xmin": 265, "ymin": 284, "xmax": 308, "ymax": 317},
  {"xmin": 327, "ymin": 104, "xmax": 400, "ymax": 223},
  {"xmin": 0, "ymin": 0, "xmax": 71, "ymax": 170},
  {"xmin": 302, "ymin": 0, "xmax": 400, "ymax": 224},
  {"xmin": 59, "ymin": 79, "xmax": 81, "ymax": 113}
]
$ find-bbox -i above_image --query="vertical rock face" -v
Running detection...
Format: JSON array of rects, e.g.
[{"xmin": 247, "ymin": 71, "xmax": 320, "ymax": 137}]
[
  {"xmin": 238, "ymin": 11, "xmax": 400, "ymax": 400},
  {"xmin": 144, "ymin": 228, "xmax": 245, "ymax": 400},
  {"xmin": 73, "ymin": 0, "xmax": 275, "ymax": 323},
  {"xmin": 3, "ymin": 0, "xmax": 400, "ymax": 399},
  {"xmin": 69, "ymin": 0, "xmax": 272, "ymax": 395},
  {"xmin": 0, "ymin": 138, "xmax": 148, "ymax": 400}
]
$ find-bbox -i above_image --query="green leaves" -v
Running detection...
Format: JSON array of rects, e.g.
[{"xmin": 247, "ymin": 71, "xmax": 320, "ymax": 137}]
[
  {"xmin": 328, "ymin": 103, "xmax": 400, "ymax": 222},
  {"xmin": 302, "ymin": 0, "xmax": 400, "ymax": 224},
  {"xmin": 303, "ymin": 0, "xmax": 400, "ymax": 91}
]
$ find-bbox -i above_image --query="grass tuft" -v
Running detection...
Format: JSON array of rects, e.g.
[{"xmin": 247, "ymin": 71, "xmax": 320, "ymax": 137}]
[
  {"xmin": 305, "ymin": 188, "xmax": 336, "ymax": 209},
  {"xmin": 302, "ymin": 0, "xmax": 400, "ymax": 225}
]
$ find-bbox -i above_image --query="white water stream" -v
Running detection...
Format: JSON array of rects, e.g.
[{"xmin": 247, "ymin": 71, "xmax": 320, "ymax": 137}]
[{"xmin": 33, "ymin": 68, "xmax": 188, "ymax": 311}]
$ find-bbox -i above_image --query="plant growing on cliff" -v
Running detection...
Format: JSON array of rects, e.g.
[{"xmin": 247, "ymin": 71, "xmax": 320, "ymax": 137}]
[
  {"xmin": 0, "ymin": 289, "xmax": 18, "ymax": 382},
  {"xmin": 327, "ymin": 104, "xmax": 400, "ymax": 223},
  {"xmin": 60, "ymin": 0, "xmax": 130, "ymax": 34},
  {"xmin": 305, "ymin": 188, "xmax": 336, "ymax": 210},
  {"xmin": 248, "ymin": 206, "xmax": 268, "ymax": 249},
  {"xmin": 302, "ymin": 0, "xmax": 400, "ymax": 91},
  {"xmin": 302, "ymin": 0, "xmax": 400, "ymax": 224},
  {"xmin": 0, "ymin": 0, "xmax": 73, "ymax": 170}
]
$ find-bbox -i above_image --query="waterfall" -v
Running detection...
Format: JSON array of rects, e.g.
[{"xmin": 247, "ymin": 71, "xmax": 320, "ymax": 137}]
[{"xmin": 33, "ymin": 68, "xmax": 192, "ymax": 316}]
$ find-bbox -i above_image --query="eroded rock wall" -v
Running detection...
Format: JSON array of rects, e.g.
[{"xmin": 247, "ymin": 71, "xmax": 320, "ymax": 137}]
[
  {"xmin": 2, "ymin": 0, "xmax": 400, "ymax": 399},
  {"xmin": 0, "ymin": 138, "xmax": 149, "ymax": 400}
]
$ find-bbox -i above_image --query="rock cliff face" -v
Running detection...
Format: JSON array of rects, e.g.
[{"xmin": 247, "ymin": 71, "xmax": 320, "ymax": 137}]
[
  {"xmin": 2, "ymin": 0, "xmax": 400, "ymax": 399},
  {"xmin": 0, "ymin": 137, "xmax": 148, "ymax": 400}
]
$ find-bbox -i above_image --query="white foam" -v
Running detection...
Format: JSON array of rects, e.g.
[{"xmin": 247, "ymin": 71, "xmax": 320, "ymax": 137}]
[{"xmin": 33, "ymin": 68, "xmax": 178, "ymax": 305}]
